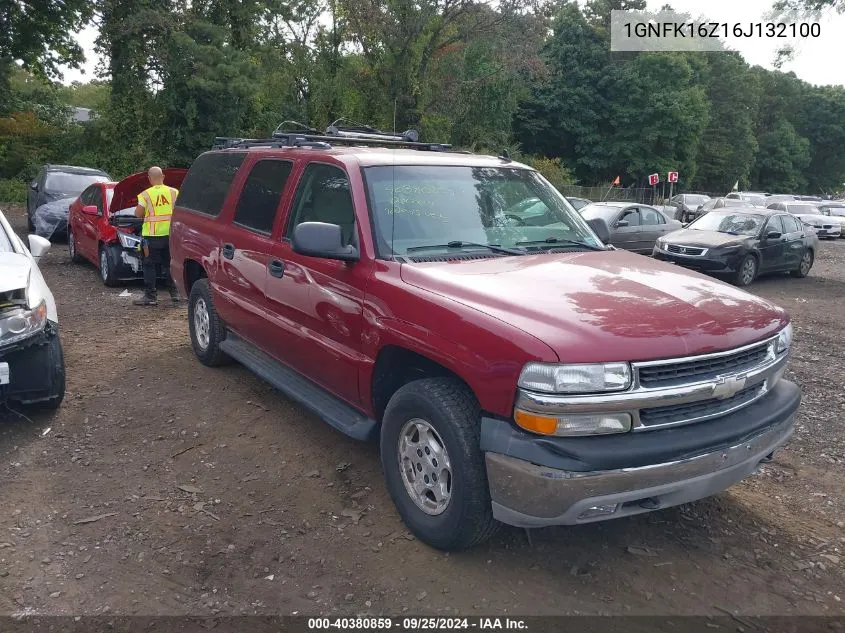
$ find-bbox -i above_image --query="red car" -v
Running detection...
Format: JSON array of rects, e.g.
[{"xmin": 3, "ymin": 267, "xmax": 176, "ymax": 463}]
[
  {"xmin": 170, "ymin": 127, "xmax": 799, "ymax": 551},
  {"xmin": 67, "ymin": 169, "xmax": 187, "ymax": 285}
]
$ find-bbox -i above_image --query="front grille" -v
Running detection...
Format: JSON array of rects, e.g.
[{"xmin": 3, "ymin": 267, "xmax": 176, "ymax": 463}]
[
  {"xmin": 665, "ymin": 244, "xmax": 704, "ymax": 256},
  {"xmin": 637, "ymin": 341, "xmax": 770, "ymax": 388},
  {"xmin": 639, "ymin": 385, "xmax": 764, "ymax": 427},
  {"xmin": 824, "ymin": 225, "xmax": 834, "ymax": 229}
]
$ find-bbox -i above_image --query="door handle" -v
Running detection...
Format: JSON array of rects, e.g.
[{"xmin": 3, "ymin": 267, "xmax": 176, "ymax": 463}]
[
  {"xmin": 268, "ymin": 259, "xmax": 285, "ymax": 278},
  {"xmin": 222, "ymin": 243, "xmax": 235, "ymax": 260}
]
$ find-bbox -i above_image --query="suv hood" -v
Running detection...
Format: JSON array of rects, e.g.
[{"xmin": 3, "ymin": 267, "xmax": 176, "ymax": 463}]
[
  {"xmin": 400, "ymin": 250, "xmax": 787, "ymax": 363},
  {"xmin": 0, "ymin": 252, "xmax": 31, "ymax": 295}
]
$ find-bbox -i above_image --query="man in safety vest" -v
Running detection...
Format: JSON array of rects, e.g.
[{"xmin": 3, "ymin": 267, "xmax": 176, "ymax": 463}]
[{"xmin": 133, "ymin": 166, "xmax": 180, "ymax": 306}]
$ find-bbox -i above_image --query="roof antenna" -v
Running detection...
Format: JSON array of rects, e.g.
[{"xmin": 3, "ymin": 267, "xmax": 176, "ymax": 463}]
[{"xmin": 499, "ymin": 148, "xmax": 511, "ymax": 162}]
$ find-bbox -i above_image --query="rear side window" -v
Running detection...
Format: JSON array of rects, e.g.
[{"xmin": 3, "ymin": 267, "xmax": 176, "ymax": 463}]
[
  {"xmin": 177, "ymin": 152, "xmax": 246, "ymax": 217},
  {"xmin": 233, "ymin": 160, "xmax": 293, "ymax": 234}
]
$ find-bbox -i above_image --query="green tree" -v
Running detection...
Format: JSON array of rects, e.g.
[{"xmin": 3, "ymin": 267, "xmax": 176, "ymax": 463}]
[{"xmin": 753, "ymin": 118, "xmax": 810, "ymax": 192}]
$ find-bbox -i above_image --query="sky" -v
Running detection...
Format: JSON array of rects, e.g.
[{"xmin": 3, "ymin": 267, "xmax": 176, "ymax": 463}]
[{"xmin": 58, "ymin": 0, "xmax": 845, "ymax": 87}]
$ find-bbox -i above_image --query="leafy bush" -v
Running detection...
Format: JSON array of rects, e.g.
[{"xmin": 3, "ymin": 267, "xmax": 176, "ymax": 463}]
[
  {"xmin": 0, "ymin": 178, "xmax": 27, "ymax": 204},
  {"xmin": 519, "ymin": 155, "xmax": 575, "ymax": 190}
]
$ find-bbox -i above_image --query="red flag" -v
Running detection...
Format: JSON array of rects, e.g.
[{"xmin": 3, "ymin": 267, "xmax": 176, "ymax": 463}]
[{"xmin": 612, "ymin": 176, "xmax": 620, "ymax": 186}]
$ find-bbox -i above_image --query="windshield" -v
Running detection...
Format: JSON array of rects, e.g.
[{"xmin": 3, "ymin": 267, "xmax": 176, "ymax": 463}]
[
  {"xmin": 45, "ymin": 172, "xmax": 109, "ymax": 193},
  {"xmin": 363, "ymin": 165, "xmax": 603, "ymax": 257},
  {"xmin": 689, "ymin": 212, "xmax": 764, "ymax": 236}
]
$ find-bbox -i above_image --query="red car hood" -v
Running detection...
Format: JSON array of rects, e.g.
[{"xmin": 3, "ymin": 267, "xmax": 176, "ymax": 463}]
[
  {"xmin": 108, "ymin": 168, "xmax": 188, "ymax": 214},
  {"xmin": 399, "ymin": 250, "xmax": 788, "ymax": 363}
]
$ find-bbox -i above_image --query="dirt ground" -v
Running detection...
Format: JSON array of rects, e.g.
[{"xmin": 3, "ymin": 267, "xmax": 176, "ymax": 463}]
[{"xmin": 1, "ymin": 203, "xmax": 843, "ymax": 618}]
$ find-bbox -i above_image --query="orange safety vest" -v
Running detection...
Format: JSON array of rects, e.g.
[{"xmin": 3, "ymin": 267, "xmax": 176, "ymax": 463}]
[{"xmin": 139, "ymin": 184, "xmax": 178, "ymax": 237}]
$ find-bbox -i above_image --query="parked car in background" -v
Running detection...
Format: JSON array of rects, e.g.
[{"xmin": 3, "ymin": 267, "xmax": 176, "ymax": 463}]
[
  {"xmin": 579, "ymin": 201, "xmax": 682, "ymax": 254},
  {"xmin": 0, "ymin": 208, "xmax": 65, "ymax": 409},
  {"xmin": 31, "ymin": 197, "xmax": 78, "ymax": 241},
  {"xmin": 67, "ymin": 168, "xmax": 187, "ymax": 286},
  {"xmin": 653, "ymin": 209, "xmax": 816, "ymax": 286},
  {"xmin": 566, "ymin": 196, "xmax": 592, "ymax": 211},
  {"xmin": 26, "ymin": 165, "xmax": 111, "ymax": 235},
  {"xmin": 764, "ymin": 194, "xmax": 796, "ymax": 205},
  {"xmin": 170, "ymin": 129, "xmax": 800, "ymax": 551},
  {"xmin": 765, "ymin": 200, "xmax": 840, "ymax": 238},
  {"xmin": 726, "ymin": 192, "xmax": 768, "ymax": 207},
  {"xmin": 666, "ymin": 193, "xmax": 711, "ymax": 222},
  {"xmin": 687, "ymin": 197, "xmax": 755, "ymax": 223},
  {"xmin": 817, "ymin": 202, "xmax": 845, "ymax": 237},
  {"xmin": 794, "ymin": 195, "xmax": 823, "ymax": 202}
]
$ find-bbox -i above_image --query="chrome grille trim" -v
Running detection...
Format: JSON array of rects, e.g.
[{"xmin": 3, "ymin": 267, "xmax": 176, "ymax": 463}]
[{"xmin": 515, "ymin": 334, "xmax": 788, "ymax": 432}]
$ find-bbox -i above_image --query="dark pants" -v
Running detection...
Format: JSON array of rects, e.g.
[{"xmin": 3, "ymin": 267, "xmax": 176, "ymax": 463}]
[{"xmin": 142, "ymin": 236, "xmax": 176, "ymax": 300}]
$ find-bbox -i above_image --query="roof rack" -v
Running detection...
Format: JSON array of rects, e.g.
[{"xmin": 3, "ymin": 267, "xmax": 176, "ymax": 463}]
[{"xmin": 212, "ymin": 120, "xmax": 452, "ymax": 152}]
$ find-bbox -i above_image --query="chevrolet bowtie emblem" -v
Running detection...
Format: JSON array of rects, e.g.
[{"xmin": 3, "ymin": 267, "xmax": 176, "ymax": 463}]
[{"xmin": 712, "ymin": 374, "xmax": 747, "ymax": 400}]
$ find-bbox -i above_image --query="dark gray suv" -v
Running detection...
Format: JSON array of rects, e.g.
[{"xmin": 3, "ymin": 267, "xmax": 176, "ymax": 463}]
[{"xmin": 27, "ymin": 165, "xmax": 111, "ymax": 233}]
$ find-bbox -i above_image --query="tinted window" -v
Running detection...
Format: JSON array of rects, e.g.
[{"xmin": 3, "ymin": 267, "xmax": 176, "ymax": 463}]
[
  {"xmin": 178, "ymin": 152, "xmax": 246, "ymax": 217},
  {"xmin": 80, "ymin": 186, "xmax": 98, "ymax": 206},
  {"xmin": 233, "ymin": 160, "xmax": 293, "ymax": 234},
  {"xmin": 287, "ymin": 164, "xmax": 356, "ymax": 246},
  {"xmin": 45, "ymin": 172, "xmax": 109, "ymax": 192},
  {"xmin": 640, "ymin": 207, "xmax": 664, "ymax": 225},
  {"xmin": 782, "ymin": 215, "xmax": 801, "ymax": 233},
  {"xmin": 619, "ymin": 209, "xmax": 640, "ymax": 226},
  {"xmin": 766, "ymin": 215, "xmax": 784, "ymax": 234}
]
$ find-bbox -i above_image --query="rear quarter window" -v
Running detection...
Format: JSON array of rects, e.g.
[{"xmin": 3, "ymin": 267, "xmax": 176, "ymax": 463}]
[{"xmin": 177, "ymin": 152, "xmax": 246, "ymax": 217}]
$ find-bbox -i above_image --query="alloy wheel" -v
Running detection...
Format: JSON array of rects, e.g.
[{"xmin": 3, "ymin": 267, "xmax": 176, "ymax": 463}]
[
  {"xmin": 193, "ymin": 297, "xmax": 211, "ymax": 350},
  {"xmin": 740, "ymin": 257, "xmax": 756, "ymax": 285},
  {"xmin": 100, "ymin": 249, "xmax": 109, "ymax": 282},
  {"xmin": 397, "ymin": 418, "xmax": 453, "ymax": 515},
  {"xmin": 800, "ymin": 251, "xmax": 812, "ymax": 276}
]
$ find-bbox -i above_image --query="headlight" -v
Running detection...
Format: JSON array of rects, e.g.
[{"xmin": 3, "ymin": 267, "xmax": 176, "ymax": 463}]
[
  {"xmin": 118, "ymin": 232, "xmax": 141, "ymax": 249},
  {"xmin": 514, "ymin": 410, "xmax": 632, "ymax": 437},
  {"xmin": 776, "ymin": 322, "xmax": 793, "ymax": 354},
  {"xmin": 0, "ymin": 300, "xmax": 48, "ymax": 348},
  {"xmin": 518, "ymin": 362, "xmax": 632, "ymax": 394}
]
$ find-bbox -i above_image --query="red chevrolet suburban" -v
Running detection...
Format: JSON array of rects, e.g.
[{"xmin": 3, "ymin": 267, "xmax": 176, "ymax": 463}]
[{"xmin": 170, "ymin": 127, "xmax": 800, "ymax": 551}]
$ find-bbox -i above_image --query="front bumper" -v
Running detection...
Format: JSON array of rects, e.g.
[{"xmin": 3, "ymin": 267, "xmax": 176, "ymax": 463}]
[
  {"xmin": 481, "ymin": 380, "xmax": 800, "ymax": 528},
  {"xmin": 812, "ymin": 227, "xmax": 841, "ymax": 238},
  {"xmin": 0, "ymin": 323, "xmax": 60, "ymax": 405},
  {"xmin": 652, "ymin": 245, "xmax": 743, "ymax": 273}
]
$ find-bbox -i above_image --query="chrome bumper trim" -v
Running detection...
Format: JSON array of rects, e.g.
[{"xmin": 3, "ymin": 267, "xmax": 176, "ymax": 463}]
[{"xmin": 486, "ymin": 414, "xmax": 794, "ymax": 527}]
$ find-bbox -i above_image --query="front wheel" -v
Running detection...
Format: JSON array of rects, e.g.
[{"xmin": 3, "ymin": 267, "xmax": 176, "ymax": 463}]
[
  {"xmin": 380, "ymin": 378, "xmax": 499, "ymax": 551},
  {"xmin": 732, "ymin": 254, "xmax": 757, "ymax": 287},
  {"xmin": 791, "ymin": 249, "xmax": 813, "ymax": 278},
  {"xmin": 188, "ymin": 279, "xmax": 230, "ymax": 367},
  {"xmin": 99, "ymin": 244, "xmax": 120, "ymax": 286}
]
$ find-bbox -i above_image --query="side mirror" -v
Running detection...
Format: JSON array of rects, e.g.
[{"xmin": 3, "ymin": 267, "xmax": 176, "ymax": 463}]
[
  {"xmin": 615, "ymin": 219, "xmax": 629, "ymax": 228},
  {"xmin": 28, "ymin": 234, "xmax": 51, "ymax": 258},
  {"xmin": 292, "ymin": 222, "xmax": 359, "ymax": 262},
  {"xmin": 82, "ymin": 205, "xmax": 99, "ymax": 215},
  {"xmin": 766, "ymin": 231, "xmax": 782, "ymax": 240},
  {"xmin": 30, "ymin": 182, "xmax": 38, "ymax": 190},
  {"xmin": 586, "ymin": 217, "xmax": 611, "ymax": 244}
]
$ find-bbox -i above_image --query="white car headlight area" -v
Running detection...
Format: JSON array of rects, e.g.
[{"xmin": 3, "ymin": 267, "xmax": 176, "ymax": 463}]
[
  {"xmin": 118, "ymin": 232, "xmax": 142, "ymax": 249},
  {"xmin": 0, "ymin": 299, "xmax": 48, "ymax": 349},
  {"xmin": 518, "ymin": 362, "xmax": 632, "ymax": 394}
]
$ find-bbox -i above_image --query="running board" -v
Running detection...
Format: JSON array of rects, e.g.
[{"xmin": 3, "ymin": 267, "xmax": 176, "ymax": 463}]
[{"xmin": 220, "ymin": 334, "xmax": 378, "ymax": 442}]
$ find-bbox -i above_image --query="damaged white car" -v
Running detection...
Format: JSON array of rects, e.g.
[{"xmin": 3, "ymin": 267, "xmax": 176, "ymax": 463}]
[{"xmin": 0, "ymin": 209, "xmax": 65, "ymax": 410}]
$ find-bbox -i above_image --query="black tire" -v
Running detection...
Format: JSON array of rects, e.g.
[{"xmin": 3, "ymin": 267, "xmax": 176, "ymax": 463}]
[
  {"xmin": 791, "ymin": 249, "xmax": 814, "ymax": 278},
  {"xmin": 68, "ymin": 231, "xmax": 84, "ymax": 263},
  {"xmin": 99, "ymin": 244, "xmax": 120, "ymax": 287},
  {"xmin": 380, "ymin": 377, "xmax": 499, "ymax": 551},
  {"xmin": 732, "ymin": 254, "xmax": 757, "ymax": 287},
  {"xmin": 27, "ymin": 212, "xmax": 35, "ymax": 232},
  {"xmin": 188, "ymin": 278, "xmax": 230, "ymax": 367}
]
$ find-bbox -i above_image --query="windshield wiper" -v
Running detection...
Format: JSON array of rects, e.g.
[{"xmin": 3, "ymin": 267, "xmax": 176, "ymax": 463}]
[
  {"xmin": 514, "ymin": 236, "xmax": 606, "ymax": 251},
  {"xmin": 406, "ymin": 241, "xmax": 526, "ymax": 256}
]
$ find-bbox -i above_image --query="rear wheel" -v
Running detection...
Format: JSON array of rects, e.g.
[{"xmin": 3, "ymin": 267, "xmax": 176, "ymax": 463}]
[
  {"xmin": 68, "ymin": 231, "xmax": 84, "ymax": 263},
  {"xmin": 188, "ymin": 279, "xmax": 230, "ymax": 366},
  {"xmin": 732, "ymin": 254, "xmax": 758, "ymax": 287},
  {"xmin": 99, "ymin": 244, "xmax": 120, "ymax": 286},
  {"xmin": 380, "ymin": 378, "xmax": 499, "ymax": 551},
  {"xmin": 791, "ymin": 249, "xmax": 813, "ymax": 278}
]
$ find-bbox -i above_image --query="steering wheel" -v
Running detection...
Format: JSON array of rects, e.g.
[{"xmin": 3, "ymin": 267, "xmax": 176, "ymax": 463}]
[{"xmin": 505, "ymin": 214, "xmax": 526, "ymax": 226}]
